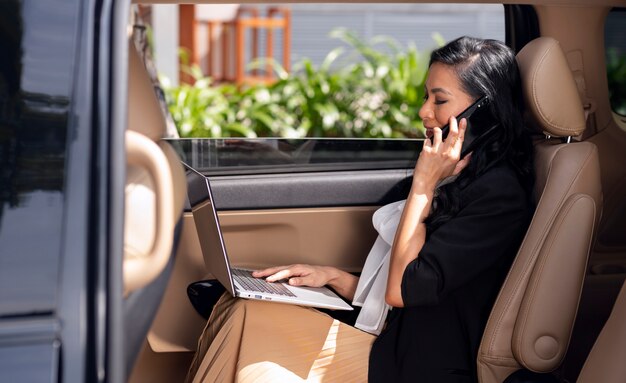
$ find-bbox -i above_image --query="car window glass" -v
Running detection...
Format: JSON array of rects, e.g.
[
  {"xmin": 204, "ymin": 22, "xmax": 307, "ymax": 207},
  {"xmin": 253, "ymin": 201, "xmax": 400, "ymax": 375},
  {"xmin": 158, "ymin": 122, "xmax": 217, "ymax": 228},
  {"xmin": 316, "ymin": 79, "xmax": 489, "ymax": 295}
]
[
  {"xmin": 169, "ymin": 138, "xmax": 420, "ymax": 175},
  {"xmin": 605, "ymin": 7, "xmax": 626, "ymax": 117},
  {"xmin": 148, "ymin": 3, "xmax": 505, "ymax": 139}
]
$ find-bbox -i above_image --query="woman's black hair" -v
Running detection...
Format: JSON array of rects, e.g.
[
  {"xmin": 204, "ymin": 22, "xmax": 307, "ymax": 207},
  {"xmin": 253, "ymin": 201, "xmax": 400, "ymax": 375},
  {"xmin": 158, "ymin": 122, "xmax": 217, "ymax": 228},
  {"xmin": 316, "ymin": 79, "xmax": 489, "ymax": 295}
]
[{"xmin": 423, "ymin": 36, "xmax": 535, "ymax": 233}]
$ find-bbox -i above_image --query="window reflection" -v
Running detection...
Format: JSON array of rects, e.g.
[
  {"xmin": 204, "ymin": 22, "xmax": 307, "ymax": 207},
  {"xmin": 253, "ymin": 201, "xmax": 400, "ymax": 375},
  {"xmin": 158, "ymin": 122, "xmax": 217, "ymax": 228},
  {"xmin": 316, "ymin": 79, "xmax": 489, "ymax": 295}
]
[{"xmin": 0, "ymin": 0, "xmax": 76, "ymax": 316}]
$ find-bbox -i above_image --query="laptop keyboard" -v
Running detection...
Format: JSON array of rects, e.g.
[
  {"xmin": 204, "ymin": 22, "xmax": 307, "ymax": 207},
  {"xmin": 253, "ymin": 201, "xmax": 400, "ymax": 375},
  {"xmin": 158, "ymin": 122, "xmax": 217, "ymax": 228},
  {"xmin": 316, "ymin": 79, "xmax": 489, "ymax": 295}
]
[{"xmin": 232, "ymin": 268, "xmax": 296, "ymax": 297}]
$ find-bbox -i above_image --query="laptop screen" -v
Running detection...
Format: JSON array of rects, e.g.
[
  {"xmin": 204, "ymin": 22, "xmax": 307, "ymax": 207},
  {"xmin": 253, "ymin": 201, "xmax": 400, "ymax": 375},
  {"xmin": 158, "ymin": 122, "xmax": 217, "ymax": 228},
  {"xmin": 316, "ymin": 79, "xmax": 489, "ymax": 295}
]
[{"xmin": 184, "ymin": 164, "xmax": 236, "ymax": 295}]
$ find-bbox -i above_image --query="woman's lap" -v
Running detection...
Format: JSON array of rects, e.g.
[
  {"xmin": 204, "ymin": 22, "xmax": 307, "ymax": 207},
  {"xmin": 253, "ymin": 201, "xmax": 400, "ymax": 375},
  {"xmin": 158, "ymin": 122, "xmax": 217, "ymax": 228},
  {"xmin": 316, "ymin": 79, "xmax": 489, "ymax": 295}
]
[{"xmin": 186, "ymin": 294, "xmax": 375, "ymax": 383}]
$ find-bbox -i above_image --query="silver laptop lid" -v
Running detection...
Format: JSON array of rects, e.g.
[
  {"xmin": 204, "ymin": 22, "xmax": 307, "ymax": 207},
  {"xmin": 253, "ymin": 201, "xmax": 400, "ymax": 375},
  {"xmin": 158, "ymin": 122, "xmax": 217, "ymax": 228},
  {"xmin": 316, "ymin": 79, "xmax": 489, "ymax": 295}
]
[{"xmin": 184, "ymin": 164, "xmax": 236, "ymax": 295}]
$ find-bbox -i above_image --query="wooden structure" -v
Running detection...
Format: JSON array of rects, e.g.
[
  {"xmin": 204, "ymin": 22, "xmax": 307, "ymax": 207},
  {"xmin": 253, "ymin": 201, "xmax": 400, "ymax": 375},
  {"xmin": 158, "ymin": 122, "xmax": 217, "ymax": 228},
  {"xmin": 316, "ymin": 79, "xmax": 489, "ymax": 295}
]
[{"xmin": 178, "ymin": 5, "xmax": 291, "ymax": 85}]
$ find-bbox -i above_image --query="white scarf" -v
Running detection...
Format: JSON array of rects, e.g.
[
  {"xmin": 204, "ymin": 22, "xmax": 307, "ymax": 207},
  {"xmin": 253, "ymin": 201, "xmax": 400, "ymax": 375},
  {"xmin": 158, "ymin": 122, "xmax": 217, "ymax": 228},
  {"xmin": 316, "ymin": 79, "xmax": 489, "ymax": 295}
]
[
  {"xmin": 352, "ymin": 199, "xmax": 405, "ymax": 335},
  {"xmin": 352, "ymin": 176, "xmax": 456, "ymax": 335}
]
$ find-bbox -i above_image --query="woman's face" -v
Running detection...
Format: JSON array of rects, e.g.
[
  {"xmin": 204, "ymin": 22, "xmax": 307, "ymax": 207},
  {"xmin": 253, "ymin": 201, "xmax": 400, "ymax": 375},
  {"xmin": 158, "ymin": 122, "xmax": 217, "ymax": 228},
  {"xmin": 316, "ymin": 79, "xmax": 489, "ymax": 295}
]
[{"xmin": 419, "ymin": 62, "xmax": 475, "ymax": 139}]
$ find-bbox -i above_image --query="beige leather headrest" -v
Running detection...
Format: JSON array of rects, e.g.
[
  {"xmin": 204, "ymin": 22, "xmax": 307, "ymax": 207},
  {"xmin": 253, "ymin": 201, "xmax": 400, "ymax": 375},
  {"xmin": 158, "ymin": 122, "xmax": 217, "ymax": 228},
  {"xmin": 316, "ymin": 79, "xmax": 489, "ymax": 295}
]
[
  {"xmin": 516, "ymin": 37, "xmax": 586, "ymax": 137},
  {"xmin": 128, "ymin": 43, "xmax": 166, "ymax": 141}
]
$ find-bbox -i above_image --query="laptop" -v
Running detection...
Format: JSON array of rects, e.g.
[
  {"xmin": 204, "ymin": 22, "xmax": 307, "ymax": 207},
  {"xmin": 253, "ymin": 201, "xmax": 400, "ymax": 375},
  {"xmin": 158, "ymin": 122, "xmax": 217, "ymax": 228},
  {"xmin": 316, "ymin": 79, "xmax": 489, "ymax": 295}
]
[{"xmin": 184, "ymin": 164, "xmax": 353, "ymax": 311}]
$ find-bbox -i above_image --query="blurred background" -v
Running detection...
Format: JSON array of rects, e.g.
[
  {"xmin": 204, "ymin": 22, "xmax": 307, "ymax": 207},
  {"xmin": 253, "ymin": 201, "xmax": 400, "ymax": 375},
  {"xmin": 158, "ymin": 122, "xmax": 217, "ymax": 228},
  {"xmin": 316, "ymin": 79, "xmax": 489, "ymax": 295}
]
[{"xmin": 133, "ymin": 3, "xmax": 624, "ymax": 139}]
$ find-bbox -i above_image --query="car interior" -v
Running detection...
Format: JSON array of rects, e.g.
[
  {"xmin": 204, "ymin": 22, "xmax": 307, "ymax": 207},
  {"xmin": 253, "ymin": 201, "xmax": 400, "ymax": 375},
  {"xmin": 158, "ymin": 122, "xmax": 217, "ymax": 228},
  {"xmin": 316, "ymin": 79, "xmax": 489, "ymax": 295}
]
[
  {"xmin": 123, "ymin": 41, "xmax": 188, "ymax": 375},
  {"xmin": 121, "ymin": 1, "xmax": 626, "ymax": 382}
]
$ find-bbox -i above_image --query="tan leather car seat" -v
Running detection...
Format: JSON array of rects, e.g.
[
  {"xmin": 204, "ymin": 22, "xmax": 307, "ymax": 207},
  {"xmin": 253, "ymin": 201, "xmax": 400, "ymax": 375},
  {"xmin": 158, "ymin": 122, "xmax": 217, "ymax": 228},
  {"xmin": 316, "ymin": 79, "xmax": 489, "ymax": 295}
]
[
  {"xmin": 124, "ymin": 42, "xmax": 187, "ymax": 374},
  {"xmin": 125, "ymin": 41, "xmax": 187, "ymax": 294},
  {"xmin": 477, "ymin": 37, "xmax": 603, "ymax": 382},
  {"xmin": 576, "ymin": 279, "xmax": 626, "ymax": 383}
]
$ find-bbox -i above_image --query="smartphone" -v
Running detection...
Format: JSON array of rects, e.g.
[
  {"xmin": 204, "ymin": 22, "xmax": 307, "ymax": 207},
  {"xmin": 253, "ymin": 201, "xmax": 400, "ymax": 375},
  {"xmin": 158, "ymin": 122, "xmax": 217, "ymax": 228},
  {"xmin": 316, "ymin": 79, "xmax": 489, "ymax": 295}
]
[{"xmin": 436, "ymin": 95, "xmax": 498, "ymax": 158}]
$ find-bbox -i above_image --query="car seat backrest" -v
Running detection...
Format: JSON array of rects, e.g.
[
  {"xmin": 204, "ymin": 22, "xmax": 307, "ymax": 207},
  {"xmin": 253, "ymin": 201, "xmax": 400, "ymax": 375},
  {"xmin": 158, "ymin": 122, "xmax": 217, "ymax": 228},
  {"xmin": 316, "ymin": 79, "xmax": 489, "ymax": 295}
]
[
  {"xmin": 123, "ymin": 42, "xmax": 187, "ymax": 376},
  {"xmin": 477, "ymin": 37, "xmax": 603, "ymax": 383},
  {"xmin": 576, "ymin": 279, "xmax": 626, "ymax": 383},
  {"xmin": 124, "ymin": 43, "xmax": 187, "ymax": 294}
]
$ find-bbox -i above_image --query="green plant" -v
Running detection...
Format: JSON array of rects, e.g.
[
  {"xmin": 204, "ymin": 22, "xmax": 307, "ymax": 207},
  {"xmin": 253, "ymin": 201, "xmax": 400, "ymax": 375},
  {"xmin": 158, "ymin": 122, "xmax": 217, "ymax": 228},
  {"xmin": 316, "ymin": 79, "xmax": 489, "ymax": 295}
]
[{"xmin": 164, "ymin": 29, "xmax": 441, "ymax": 138}]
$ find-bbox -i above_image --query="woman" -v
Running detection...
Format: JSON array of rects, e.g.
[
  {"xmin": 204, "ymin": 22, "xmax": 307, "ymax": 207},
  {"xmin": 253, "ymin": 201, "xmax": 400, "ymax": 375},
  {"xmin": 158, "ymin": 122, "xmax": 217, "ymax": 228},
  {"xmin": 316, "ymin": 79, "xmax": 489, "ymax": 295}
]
[{"xmin": 187, "ymin": 36, "xmax": 535, "ymax": 383}]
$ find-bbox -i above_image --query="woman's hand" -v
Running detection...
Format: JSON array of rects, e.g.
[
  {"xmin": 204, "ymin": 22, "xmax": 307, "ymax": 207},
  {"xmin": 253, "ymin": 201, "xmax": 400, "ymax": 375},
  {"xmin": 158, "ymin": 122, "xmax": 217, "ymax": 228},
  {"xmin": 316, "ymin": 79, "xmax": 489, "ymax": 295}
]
[
  {"xmin": 252, "ymin": 264, "xmax": 359, "ymax": 301},
  {"xmin": 253, "ymin": 264, "xmax": 334, "ymax": 287},
  {"xmin": 414, "ymin": 116, "xmax": 470, "ymax": 191},
  {"xmin": 386, "ymin": 117, "xmax": 471, "ymax": 307}
]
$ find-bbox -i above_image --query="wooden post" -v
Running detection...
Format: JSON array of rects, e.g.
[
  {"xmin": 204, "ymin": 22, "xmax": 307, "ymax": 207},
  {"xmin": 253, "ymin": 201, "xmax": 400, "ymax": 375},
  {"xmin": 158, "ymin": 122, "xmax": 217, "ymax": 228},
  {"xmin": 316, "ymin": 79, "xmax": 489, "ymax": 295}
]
[
  {"xmin": 282, "ymin": 8, "xmax": 291, "ymax": 73},
  {"xmin": 268, "ymin": 7, "xmax": 291, "ymax": 78},
  {"xmin": 178, "ymin": 5, "xmax": 197, "ymax": 84},
  {"xmin": 207, "ymin": 22, "xmax": 213, "ymax": 78},
  {"xmin": 250, "ymin": 9, "xmax": 260, "ymax": 77},
  {"xmin": 266, "ymin": 11, "xmax": 275, "ymax": 80},
  {"xmin": 235, "ymin": 19, "xmax": 245, "ymax": 84},
  {"xmin": 224, "ymin": 22, "xmax": 232, "ymax": 81}
]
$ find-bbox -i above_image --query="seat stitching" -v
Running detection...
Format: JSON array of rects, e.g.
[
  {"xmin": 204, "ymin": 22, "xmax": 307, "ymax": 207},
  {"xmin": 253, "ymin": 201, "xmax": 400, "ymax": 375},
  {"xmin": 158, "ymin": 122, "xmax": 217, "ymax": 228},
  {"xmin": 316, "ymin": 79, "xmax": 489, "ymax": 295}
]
[
  {"xmin": 514, "ymin": 195, "xmax": 585, "ymax": 367},
  {"xmin": 513, "ymin": 145, "xmax": 596, "ymax": 367},
  {"xmin": 486, "ymin": 144, "xmax": 595, "ymax": 356}
]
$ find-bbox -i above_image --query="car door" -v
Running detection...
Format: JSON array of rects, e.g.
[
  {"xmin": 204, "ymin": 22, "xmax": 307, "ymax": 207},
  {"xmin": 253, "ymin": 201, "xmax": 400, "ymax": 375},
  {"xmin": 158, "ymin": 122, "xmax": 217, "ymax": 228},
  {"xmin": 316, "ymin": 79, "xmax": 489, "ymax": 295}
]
[
  {"xmin": 0, "ymin": 0, "xmax": 147, "ymax": 381},
  {"xmin": 178, "ymin": 138, "xmax": 418, "ymax": 270},
  {"xmin": 0, "ymin": 0, "xmax": 117, "ymax": 382}
]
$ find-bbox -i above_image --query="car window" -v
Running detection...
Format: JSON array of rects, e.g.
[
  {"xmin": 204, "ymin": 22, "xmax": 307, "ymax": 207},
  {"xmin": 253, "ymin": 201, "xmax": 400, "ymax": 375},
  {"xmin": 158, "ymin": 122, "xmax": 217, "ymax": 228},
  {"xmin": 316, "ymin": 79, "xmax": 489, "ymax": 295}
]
[
  {"xmin": 0, "ymin": 0, "xmax": 77, "ymax": 316},
  {"xmin": 605, "ymin": 7, "xmax": 626, "ymax": 117},
  {"xmin": 149, "ymin": 3, "xmax": 505, "ymax": 139},
  {"xmin": 169, "ymin": 138, "xmax": 420, "ymax": 175}
]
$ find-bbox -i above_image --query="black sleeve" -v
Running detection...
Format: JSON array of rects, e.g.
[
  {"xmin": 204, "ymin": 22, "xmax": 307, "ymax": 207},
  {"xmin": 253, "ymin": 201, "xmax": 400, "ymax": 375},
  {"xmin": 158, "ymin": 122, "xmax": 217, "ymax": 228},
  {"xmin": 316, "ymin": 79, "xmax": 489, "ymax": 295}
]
[{"xmin": 401, "ymin": 168, "xmax": 530, "ymax": 307}]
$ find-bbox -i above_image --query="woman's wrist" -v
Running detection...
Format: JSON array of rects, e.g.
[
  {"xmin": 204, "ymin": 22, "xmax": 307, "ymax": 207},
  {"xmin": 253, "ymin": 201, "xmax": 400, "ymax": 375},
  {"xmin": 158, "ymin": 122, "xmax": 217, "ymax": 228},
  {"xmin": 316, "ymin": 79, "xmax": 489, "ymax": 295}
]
[
  {"xmin": 325, "ymin": 266, "xmax": 349, "ymax": 289},
  {"xmin": 407, "ymin": 178, "xmax": 436, "ymax": 224},
  {"xmin": 325, "ymin": 266, "xmax": 358, "ymax": 301},
  {"xmin": 411, "ymin": 177, "xmax": 437, "ymax": 196}
]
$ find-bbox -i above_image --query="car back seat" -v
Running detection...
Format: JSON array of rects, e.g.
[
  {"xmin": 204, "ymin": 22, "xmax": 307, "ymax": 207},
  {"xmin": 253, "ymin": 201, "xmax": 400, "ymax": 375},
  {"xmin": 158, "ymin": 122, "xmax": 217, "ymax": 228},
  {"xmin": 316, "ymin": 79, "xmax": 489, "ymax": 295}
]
[{"xmin": 477, "ymin": 37, "xmax": 603, "ymax": 382}]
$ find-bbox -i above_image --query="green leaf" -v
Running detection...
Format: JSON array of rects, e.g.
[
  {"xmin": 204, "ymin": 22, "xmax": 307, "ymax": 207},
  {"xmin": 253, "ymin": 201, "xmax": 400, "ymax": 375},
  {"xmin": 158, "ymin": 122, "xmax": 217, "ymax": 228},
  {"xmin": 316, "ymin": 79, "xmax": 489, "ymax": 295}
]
[
  {"xmin": 321, "ymin": 47, "xmax": 346, "ymax": 72},
  {"xmin": 432, "ymin": 32, "xmax": 446, "ymax": 48}
]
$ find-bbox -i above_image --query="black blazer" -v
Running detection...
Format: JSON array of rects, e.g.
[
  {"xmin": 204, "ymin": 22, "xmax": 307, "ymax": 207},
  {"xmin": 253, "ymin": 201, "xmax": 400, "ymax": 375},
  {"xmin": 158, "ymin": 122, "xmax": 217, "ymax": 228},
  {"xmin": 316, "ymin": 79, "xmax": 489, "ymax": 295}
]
[{"xmin": 369, "ymin": 164, "xmax": 533, "ymax": 383}]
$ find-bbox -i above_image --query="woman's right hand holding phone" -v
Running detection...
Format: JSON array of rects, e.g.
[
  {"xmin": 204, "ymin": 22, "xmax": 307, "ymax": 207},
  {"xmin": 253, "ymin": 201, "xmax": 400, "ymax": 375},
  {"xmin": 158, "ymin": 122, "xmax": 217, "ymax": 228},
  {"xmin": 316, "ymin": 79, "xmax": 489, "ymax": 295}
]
[
  {"xmin": 385, "ymin": 116, "xmax": 471, "ymax": 307},
  {"xmin": 414, "ymin": 116, "xmax": 470, "ymax": 192}
]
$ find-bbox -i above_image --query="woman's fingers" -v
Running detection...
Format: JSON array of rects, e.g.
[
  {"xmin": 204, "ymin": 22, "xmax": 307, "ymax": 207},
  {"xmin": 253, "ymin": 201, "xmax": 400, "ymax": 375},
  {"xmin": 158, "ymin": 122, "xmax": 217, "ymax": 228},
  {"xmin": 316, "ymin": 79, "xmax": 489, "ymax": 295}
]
[
  {"xmin": 445, "ymin": 116, "xmax": 460, "ymax": 150},
  {"xmin": 428, "ymin": 116, "xmax": 467, "ymax": 154},
  {"xmin": 288, "ymin": 269, "xmax": 326, "ymax": 287},
  {"xmin": 448, "ymin": 115, "xmax": 459, "ymax": 138},
  {"xmin": 432, "ymin": 127, "xmax": 443, "ymax": 149},
  {"xmin": 265, "ymin": 269, "xmax": 293, "ymax": 282},
  {"xmin": 288, "ymin": 276, "xmax": 307, "ymax": 286},
  {"xmin": 414, "ymin": 114, "xmax": 472, "ymax": 187},
  {"xmin": 442, "ymin": 116, "xmax": 468, "ymax": 157},
  {"xmin": 266, "ymin": 267, "xmax": 304, "ymax": 282},
  {"xmin": 451, "ymin": 117, "xmax": 467, "ymax": 152},
  {"xmin": 253, "ymin": 264, "xmax": 312, "ymax": 283},
  {"xmin": 458, "ymin": 117, "xmax": 467, "ymax": 142},
  {"xmin": 252, "ymin": 265, "xmax": 291, "ymax": 278},
  {"xmin": 452, "ymin": 152, "xmax": 472, "ymax": 176},
  {"xmin": 252, "ymin": 264, "xmax": 329, "ymax": 287}
]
